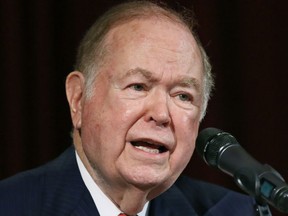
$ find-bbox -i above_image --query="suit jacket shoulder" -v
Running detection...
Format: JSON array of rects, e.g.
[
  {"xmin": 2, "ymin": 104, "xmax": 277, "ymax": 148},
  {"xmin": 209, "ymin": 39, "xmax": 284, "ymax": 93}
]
[
  {"xmin": 0, "ymin": 146, "xmax": 98, "ymax": 216},
  {"xmin": 149, "ymin": 175, "xmax": 256, "ymax": 216}
]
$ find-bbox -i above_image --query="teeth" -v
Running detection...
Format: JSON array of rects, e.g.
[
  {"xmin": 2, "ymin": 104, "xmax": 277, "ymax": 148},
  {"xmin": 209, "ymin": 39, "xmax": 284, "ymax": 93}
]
[{"xmin": 134, "ymin": 145, "xmax": 160, "ymax": 154}]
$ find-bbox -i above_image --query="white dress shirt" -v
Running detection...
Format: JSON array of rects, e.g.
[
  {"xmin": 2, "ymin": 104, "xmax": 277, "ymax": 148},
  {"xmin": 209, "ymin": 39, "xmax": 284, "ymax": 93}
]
[{"xmin": 76, "ymin": 151, "xmax": 149, "ymax": 216}]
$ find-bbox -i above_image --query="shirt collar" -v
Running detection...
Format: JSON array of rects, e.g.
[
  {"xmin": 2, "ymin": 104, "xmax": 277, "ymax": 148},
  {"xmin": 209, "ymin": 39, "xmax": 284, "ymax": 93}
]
[{"xmin": 75, "ymin": 151, "xmax": 149, "ymax": 216}]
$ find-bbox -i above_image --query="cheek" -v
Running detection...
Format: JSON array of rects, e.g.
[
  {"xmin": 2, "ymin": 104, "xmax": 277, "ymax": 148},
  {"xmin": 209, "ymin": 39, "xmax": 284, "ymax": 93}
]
[
  {"xmin": 174, "ymin": 109, "xmax": 200, "ymax": 141},
  {"xmin": 110, "ymin": 97, "xmax": 147, "ymax": 129},
  {"xmin": 170, "ymin": 112, "xmax": 199, "ymax": 169},
  {"xmin": 170, "ymin": 139, "xmax": 195, "ymax": 180},
  {"xmin": 81, "ymin": 94, "xmax": 145, "ymax": 150}
]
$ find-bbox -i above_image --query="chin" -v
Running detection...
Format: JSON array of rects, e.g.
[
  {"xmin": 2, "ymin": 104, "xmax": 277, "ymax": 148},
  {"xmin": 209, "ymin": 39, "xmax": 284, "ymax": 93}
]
[{"xmin": 124, "ymin": 168, "xmax": 173, "ymax": 191}]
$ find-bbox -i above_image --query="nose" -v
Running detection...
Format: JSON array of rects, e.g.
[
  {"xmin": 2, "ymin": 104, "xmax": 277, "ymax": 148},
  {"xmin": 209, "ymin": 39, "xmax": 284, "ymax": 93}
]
[{"xmin": 144, "ymin": 91, "xmax": 171, "ymax": 127}]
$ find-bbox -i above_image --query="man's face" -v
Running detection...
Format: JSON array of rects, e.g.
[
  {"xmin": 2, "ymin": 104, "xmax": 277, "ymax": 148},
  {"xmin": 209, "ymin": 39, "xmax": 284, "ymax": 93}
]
[{"xmin": 71, "ymin": 18, "xmax": 204, "ymax": 198}]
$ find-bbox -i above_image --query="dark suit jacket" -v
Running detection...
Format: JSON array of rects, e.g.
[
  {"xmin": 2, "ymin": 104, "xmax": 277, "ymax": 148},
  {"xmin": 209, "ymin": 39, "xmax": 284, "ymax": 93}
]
[{"xmin": 0, "ymin": 146, "xmax": 257, "ymax": 215}]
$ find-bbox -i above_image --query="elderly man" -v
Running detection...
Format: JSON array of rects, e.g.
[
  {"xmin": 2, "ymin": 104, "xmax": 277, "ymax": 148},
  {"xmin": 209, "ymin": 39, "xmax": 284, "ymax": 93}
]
[{"xmin": 0, "ymin": 1, "xmax": 256, "ymax": 215}]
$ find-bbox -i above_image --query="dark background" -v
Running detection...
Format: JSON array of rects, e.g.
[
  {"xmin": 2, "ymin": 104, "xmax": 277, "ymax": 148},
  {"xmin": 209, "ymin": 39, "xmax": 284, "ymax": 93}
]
[{"xmin": 1, "ymin": 0, "xmax": 287, "ymax": 215}]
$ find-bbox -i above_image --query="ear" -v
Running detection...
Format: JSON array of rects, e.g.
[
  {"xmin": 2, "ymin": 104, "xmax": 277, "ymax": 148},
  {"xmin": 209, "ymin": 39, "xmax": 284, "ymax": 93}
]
[{"xmin": 65, "ymin": 71, "xmax": 85, "ymax": 129}]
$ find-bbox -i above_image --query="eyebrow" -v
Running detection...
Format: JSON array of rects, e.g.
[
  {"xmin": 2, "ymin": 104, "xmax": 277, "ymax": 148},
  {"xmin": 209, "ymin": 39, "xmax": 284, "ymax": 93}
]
[
  {"xmin": 177, "ymin": 76, "xmax": 201, "ymax": 93},
  {"xmin": 119, "ymin": 67, "xmax": 155, "ymax": 81},
  {"xmin": 120, "ymin": 67, "xmax": 201, "ymax": 92}
]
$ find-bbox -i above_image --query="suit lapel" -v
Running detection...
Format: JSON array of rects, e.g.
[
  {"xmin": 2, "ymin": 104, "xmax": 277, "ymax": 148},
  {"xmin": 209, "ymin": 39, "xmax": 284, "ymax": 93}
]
[
  {"xmin": 71, "ymin": 191, "xmax": 100, "ymax": 216},
  {"xmin": 41, "ymin": 146, "xmax": 99, "ymax": 216}
]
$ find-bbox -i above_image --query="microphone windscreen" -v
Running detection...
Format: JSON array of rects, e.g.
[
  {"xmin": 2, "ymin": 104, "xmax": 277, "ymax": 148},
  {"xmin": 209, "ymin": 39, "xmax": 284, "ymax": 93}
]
[{"xmin": 196, "ymin": 128, "xmax": 238, "ymax": 167}]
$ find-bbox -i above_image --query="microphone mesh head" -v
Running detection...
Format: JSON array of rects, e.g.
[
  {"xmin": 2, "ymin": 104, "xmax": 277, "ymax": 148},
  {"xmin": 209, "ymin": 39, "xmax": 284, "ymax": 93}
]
[{"xmin": 196, "ymin": 128, "xmax": 238, "ymax": 167}]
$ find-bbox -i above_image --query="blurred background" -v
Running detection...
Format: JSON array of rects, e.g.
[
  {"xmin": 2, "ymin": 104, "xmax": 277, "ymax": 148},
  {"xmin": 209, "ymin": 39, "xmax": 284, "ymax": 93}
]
[{"xmin": 1, "ymin": 0, "xmax": 287, "ymax": 215}]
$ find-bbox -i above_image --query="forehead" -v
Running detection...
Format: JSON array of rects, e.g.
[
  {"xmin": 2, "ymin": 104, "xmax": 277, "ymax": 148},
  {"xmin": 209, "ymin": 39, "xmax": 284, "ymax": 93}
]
[
  {"xmin": 100, "ymin": 17, "xmax": 204, "ymax": 85},
  {"xmin": 105, "ymin": 17, "xmax": 201, "ymax": 58}
]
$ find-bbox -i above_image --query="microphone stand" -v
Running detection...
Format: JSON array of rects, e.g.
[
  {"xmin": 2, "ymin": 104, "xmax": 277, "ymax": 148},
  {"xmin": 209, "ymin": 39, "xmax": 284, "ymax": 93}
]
[
  {"xmin": 232, "ymin": 162, "xmax": 288, "ymax": 215},
  {"xmin": 254, "ymin": 201, "xmax": 272, "ymax": 216},
  {"xmin": 233, "ymin": 167, "xmax": 277, "ymax": 216}
]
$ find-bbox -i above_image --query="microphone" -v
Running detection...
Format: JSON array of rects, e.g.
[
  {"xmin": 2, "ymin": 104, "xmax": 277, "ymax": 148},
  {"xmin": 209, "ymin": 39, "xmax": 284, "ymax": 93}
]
[{"xmin": 196, "ymin": 127, "xmax": 288, "ymax": 214}]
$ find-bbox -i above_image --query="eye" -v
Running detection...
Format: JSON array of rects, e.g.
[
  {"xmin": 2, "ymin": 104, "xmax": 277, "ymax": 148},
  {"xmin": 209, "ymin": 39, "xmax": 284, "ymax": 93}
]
[
  {"xmin": 177, "ymin": 93, "xmax": 192, "ymax": 102},
  {"xmin": 129, "ymin": 83, "xmax": 145, "ymax": 91}
]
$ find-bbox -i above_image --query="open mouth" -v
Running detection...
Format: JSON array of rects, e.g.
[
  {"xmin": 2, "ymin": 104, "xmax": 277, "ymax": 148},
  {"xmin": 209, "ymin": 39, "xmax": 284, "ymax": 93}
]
[{"xmin": 131, "ymin": 141, "xmax": 168, "ymax": 154}]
